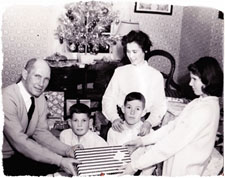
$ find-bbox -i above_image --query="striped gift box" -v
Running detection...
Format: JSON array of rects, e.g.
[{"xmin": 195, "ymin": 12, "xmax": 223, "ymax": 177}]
[{"xmin": 74, "ymin": 145, "xmax": 131, "ymax": 176}]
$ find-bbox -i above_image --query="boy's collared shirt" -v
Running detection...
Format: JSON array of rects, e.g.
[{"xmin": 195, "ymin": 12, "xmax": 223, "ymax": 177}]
[
  {"xmin": 107, "ymin": 120, "xmax": 143, "ymax": 146},
  {"xmin": 60, "ymin": 129, "xmax": 108, "ymax": 148}
]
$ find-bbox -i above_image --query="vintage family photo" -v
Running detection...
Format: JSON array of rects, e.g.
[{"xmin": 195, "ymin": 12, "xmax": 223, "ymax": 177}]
[{"xmin": 1, "ymin": 0, "xmax": 224, "ymax": 176}]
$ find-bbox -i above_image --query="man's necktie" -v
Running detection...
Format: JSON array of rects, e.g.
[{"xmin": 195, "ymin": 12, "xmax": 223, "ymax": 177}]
[{"xmin": 26, "ymin": 96, "xmax": 35, "ymax": 133}]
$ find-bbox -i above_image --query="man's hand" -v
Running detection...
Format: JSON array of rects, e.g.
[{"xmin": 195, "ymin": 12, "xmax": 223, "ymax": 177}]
[
  {"xmin": 124, "ymin": 138, "xmax": 143, "ymax": 155},
  {"xmin": 112, "ymin": 118, "xmax": 124, "ymax": 132},
  {"xmin": 65, "ymin": 145, "xmax": 84, "ymax": 158},
  {"xmin": 138, "ymin": 121, "xmax": 151, "ymax": 136},
  {"xmin": 60, "ymin": 157, "xmax": 81, "ymax": 176}
]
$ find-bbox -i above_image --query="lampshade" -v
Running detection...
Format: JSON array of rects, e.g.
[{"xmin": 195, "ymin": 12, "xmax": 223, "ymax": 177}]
[
  {"xmin": 116, "ymin": 21, "xmax": 140, "ymax": 36},
  {"xmin": 112, "ymin": 21, "xmax": 140, "ymax": 60}
]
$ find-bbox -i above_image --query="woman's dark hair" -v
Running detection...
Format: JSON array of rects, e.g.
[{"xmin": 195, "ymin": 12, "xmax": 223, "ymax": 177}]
[
  {"xmin": 124, "ymin": 92, "xmax": 146, "ymax": 108},
  {"xmin": 121, "ymin": 30, "xmax": 152, "ymax": 61},
  {"xmin": 69, "ymin": 103, "xmax": 91, "ymax": 118},
  {"xmin": 188, "ymin": 56, "xmax": 223, "ymax": 97}
]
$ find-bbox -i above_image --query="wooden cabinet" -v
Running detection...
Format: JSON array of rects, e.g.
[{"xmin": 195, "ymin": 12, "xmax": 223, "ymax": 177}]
[{"xmin": 46, "ymin": 61, "xmax": 121, "ymax": 101}]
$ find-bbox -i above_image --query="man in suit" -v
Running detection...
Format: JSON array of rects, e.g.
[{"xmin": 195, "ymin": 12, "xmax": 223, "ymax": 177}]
[{"xmin": 2, "ymin": 58, "xmax": 79, "ymax": 176}]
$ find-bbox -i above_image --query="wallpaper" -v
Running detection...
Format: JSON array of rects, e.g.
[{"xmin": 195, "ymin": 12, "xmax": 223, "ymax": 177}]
[
  {"xmin": 178, "ymin": 6, "xmax": 224, "ymax": 83},
  {"xmin": 1, "ymin": 2, "xmax": 223, "ymax": 88},
  {"xmin": 1, "ymin": 5, "xmax": 59, "ymax": 88},
  {"xmin": 132, "ymin": 4, "xmax": 183, "ymax": 77}
]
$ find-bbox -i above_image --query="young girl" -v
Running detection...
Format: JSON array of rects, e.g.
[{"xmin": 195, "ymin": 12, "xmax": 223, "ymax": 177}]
[{"xmin": 123, "ymin": 57, "xmax": 223, "ymax": 176}]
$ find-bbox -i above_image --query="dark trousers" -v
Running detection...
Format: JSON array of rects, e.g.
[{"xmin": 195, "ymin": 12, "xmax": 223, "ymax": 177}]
[{"xmin": 3, "ymin": 152, "xmax": 59, "ymax": 176}]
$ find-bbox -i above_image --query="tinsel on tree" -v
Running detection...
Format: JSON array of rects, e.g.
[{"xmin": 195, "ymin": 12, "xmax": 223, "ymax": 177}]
[{"xmin": 55, "ymin": 1, "xmax": 118, "ymax": 54}]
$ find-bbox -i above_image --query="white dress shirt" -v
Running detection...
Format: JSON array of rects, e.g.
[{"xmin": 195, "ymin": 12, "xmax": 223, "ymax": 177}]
[
  {"xmin": 18, "ymin": 81, "xmax": 32, "ymax": 111},
  {"xmin": 107, "ymin": 121, "xmax": 143, "ymax": 146}
]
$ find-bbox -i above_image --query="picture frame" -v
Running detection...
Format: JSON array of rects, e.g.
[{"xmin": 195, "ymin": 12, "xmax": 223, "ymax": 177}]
[{"xmin": 134, "ymin": 2, "xmax": 173, "ymax": 15}]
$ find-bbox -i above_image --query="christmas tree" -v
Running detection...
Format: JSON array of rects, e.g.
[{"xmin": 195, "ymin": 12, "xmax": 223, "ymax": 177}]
[{"xmin": 55, "ymin": 1, "xmax": 118, "ymax": 54}]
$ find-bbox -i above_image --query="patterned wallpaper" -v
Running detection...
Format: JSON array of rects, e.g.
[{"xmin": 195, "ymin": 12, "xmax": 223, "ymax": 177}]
[
  {"xmin": 1, "ymin": 2, "xmax": 223, "ymax": 88},
  {"xmin": 1, "ymin": 5, "xmax": 61, "ymax": 88},
  {"xmin": 131, "ymin": 4, "xmax": 183, "ymax": 80},
  {"xmin": 178, "ymin": 6, "xmax": 224, "ymax": 83}
]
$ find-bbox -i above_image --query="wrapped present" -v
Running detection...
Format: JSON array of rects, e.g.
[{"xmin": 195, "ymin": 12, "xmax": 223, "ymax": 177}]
[
  {"xmin": 74, "ymin": 145, "xmax": 131, "ymax": 176},
  {"xmin": 44, "ymin": 91, "xmax": 64, "ymax": 119}
]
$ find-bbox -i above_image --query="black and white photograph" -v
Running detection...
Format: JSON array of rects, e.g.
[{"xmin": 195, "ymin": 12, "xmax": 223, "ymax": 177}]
[{"xmin": 0, "ymin": 0, "xmax": 224, "ymax": 177}]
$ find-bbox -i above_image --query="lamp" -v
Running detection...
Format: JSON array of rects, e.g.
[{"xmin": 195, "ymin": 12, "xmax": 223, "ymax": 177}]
[
  {"xmin": 113, "ymin": 21, "xmax": 140, "ymax": 60},
  {"xmin": 116, "ymin": 21, "xmax": 140, "ymax": 36}
]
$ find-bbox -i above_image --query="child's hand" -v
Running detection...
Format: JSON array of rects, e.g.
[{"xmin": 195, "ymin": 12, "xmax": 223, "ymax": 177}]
[
  {"xmin": 112, "ymin": 118, "xmax": 124, "ymax": 132},
  {"xmin": 138, "ymin": 121, "xmax": 151, "ymax": 136}
]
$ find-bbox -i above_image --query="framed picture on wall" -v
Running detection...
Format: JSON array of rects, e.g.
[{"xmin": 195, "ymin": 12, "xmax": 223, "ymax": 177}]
[{"xmin": 134, "ymin": 2, "xmax": 173, "ymax": 15}]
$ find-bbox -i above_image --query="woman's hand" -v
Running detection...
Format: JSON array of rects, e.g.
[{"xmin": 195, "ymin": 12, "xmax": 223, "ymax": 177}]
[
  {"xmin": 138, "ymin": 121, "xmax": 151, "ymax": 136},
  {"xmin": 121, "ymin": 163, "xmax": 136, "ymax": 175},
  {"xmin": 112, "ymin": 118, "xmax": 124, "ymax": 132},
  {"xmin": 124, "ymin": 138, "xmax": 143, "ymax": 155},
  {"xmin": 60, "ymin": 157, "xmax": 81, "ymax": 176}
]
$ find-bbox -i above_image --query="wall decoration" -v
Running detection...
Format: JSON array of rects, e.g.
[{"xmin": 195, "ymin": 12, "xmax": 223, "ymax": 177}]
[{"xmin": 134, "ymin": 2, "xmax": 173, "ymax": 15}]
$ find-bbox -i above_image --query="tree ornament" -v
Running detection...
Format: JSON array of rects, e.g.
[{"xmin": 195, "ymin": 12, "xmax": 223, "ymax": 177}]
[
  {"xmin": 78, "ymin": 45, "xmax": 85, "ymax": 53},
  {"xmin": 102, "ymin": 7, "xmax": 109, "ymax": 15},
  {"xmin": 68, "ymin": 43, "xmax": 76, "ymax": 52},
  {"xmin": 88, "ymin": 27, "xmax": 93, "ymax": 32},
  {"xmin": 59, "ymin": 37, "xmax": 63, "ymax": 44}
]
